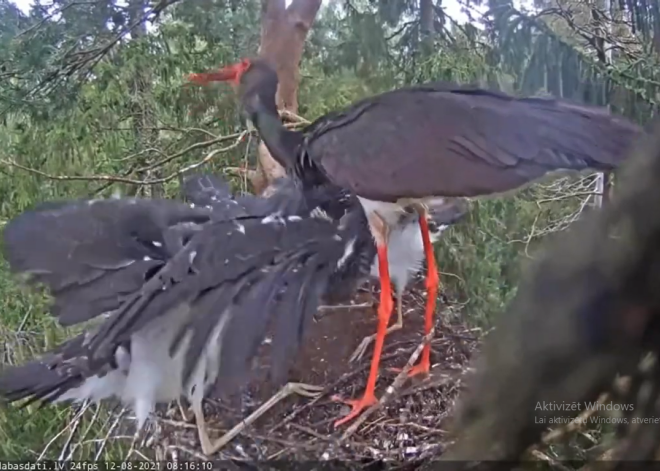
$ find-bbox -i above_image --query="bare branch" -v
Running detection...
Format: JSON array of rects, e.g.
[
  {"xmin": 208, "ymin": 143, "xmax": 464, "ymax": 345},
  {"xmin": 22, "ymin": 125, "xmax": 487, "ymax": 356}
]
[{"xmin": 0, "ymin": 131, "xmax": 248, "ymax": 187}]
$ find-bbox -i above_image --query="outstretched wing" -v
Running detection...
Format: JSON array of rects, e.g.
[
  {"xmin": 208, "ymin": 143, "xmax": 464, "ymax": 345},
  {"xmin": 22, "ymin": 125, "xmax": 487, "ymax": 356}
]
[
  {"xmin": 0, "ymin": 210, "xmax": 369, "ymax": 408},
  {"xmin": 182, "ymin": 173, "xmax": 233, "ymax": 204},
  {"xmin": 82, "ymin": 206, "xmax": 371, "ymax": 391},
  {"xmin": 3, "ymin": 198, "xmax": 212, "ymax": 325}
]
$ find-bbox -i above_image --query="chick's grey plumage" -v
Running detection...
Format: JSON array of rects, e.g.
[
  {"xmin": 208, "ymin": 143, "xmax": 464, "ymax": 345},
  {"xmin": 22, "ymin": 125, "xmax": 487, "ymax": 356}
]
[
  {"xmin": 0, "ymin": 180, "xmax": 372, "ymax": 433},
  {"xmin": 3, "ymin": 198, "xmax": 213, "ymax": 325}
]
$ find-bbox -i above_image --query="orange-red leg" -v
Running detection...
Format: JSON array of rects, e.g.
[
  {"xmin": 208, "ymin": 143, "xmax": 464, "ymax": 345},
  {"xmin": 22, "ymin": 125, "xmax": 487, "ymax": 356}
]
[
  {"xmin": 391, "ymin": 210, "xmax": 439, "ymax": 378},
  {"xmin": 332, "ymin": 242, "xmax": 394, "ymax": 427}
]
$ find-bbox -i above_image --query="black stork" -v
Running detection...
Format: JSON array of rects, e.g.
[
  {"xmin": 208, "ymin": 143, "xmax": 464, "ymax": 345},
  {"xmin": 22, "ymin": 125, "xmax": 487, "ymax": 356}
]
[
  {"xmin": 0, "ymin": 180, "xmax": 375, "ymax": 455},
  {"xmin": 188, "ymin": 57, "xmax": 642, "ymax": 427}
]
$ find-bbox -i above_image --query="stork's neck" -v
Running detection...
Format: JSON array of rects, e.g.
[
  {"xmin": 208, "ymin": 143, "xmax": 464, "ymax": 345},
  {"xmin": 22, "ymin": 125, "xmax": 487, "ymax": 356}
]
[{"xmin": 245, "ymin": 90, "xmax": 303, "ymax": 173}]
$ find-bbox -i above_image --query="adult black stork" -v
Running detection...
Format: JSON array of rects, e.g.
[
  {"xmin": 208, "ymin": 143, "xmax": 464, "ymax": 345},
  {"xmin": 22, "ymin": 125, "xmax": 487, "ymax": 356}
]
[{"xmin": 188, "ymin": 57, "xmax": 642, "ymax": 427}]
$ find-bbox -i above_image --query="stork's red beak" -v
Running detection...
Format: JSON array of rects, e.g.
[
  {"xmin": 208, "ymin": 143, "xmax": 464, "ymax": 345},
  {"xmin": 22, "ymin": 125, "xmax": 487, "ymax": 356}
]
[{"xmin": 186, "ymin": 59, "xmax": 252, "ymax": 87}]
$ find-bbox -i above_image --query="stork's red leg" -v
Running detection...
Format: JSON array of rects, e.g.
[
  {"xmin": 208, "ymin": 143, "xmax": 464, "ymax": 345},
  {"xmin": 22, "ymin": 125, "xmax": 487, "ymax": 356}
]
[
  {"xmin": 390, "ymin": 210, "xmax": 439, "ymax": 378},
  {"xmin": 410, "ymin": 210, "xmax": 439, "ymax": 376},
  {"xmin": 332, "ymin": 242, "xmax": 394, "ymax": 427}
]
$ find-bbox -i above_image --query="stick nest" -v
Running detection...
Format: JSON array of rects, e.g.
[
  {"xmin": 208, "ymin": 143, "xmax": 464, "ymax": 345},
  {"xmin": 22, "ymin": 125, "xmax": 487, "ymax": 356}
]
[{"xmin": 153, "ymin": 277, "xmax": 480, "ymax": 462}]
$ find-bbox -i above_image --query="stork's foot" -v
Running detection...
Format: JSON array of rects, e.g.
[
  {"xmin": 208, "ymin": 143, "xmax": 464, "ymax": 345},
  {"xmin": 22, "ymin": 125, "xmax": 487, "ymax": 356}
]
[
  {"xmin": 388, "ymin": 357, "xmax": 431, "ymax": 378},
  {"xmin": 331, "ymin": 392, "xmax": 378, "ymax": 427},
  {"xmin": 349, "ymin": 321, "xmax": 403, "ymax": 363},
  {"xmin": 196, "ymin": 382, "xmax": 323, "ymax": 456}
]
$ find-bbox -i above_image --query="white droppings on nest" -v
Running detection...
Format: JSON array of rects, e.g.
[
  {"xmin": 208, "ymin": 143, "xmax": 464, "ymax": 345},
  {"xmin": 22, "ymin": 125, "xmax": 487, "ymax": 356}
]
[
  {"xmin": 321, "ymin": 451, "xmax": 330, "ymax": 461},
  {"xmin": 367, "ymin": 447, "xmax": 383, "ymax": 458},
  {"xmin": 143, "ymin": 256, "xmax": 152, "ymax": 261},
  {"xmin": 287, "ymin": 215, "xmax": 302, "ymax": 222},
  {"xmin": 188, "ymin": 251, "xmax": 197, "ymax": 264},
  {"xmin": 396, "ymin": 432, "xmax": 409, "ymax": 442},
  {"xmin": 404, "ymin": 446, "xmax": 419, "ymax": 455},
  {"xmin": 189, "ymin": 203, "xmax": 195, "ymax": 208},
  {"xmin": 262, "ymin": 337, "xmax": 272, "ymax": 345},
  {"xmin": 152, "ymin": 241, "xmax": 163, "ymax": 248}
]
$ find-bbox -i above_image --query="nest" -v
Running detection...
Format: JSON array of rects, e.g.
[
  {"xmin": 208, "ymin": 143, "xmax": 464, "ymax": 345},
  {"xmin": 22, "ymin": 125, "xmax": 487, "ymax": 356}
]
[{"xmin": 150, "ymin": 278, "xmax": 480, "ymax": 463}]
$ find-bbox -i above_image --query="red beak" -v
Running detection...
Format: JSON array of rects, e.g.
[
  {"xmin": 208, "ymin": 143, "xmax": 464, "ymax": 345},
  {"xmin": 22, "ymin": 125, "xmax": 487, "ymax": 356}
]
[{"xmin": 186, "ymin": 59, "xmax": 251, "ymax": 87}]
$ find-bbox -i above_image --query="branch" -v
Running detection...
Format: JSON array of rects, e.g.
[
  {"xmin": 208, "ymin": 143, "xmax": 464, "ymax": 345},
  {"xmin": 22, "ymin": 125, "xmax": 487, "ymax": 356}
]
[
  {"xmin": 0, "ymin": 131, "xmax": 248, "ymax": 187},
  {"xmin": 5, "ymin": 0, "xmax": 184, "ymax": 109},
  {"xmin": 133, "ymin": 131, "xmax": 245, "ymax": 173},
  {"xmin": 500, "ymin": 6, "xmax": 660, "ymax": 103}
]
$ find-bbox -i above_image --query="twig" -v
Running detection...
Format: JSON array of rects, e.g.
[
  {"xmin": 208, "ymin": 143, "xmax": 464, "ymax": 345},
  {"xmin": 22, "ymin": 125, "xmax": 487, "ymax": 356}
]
[
  {"xmin": 268, "ymin": 350, "xmax": 408, "ymax": 435},
  {"xmin": 530, "ymin": 449, "xmax": 572, "ymax": 471},
  {"xmin": 540, "ymin": 392, "xmax": 609, "ymax": 445},
  {"xmin": 93, "ymin": 407, "xmax": 127, "ymax": 460},
  {"xmin": 0, "ymin": 131, "xmax": 247, "ymax": 187},
  {"xmin": 58, "ymin": 401, "xmax": 89, "ymax": 460},
  {"xmin": 38, "ymin": 401, "xmax": 90, "ymax": 460},
  {"xmin": 340, "ymin": 327, "xmax": 436, "ymax": 441},
  {"xmin": 133, "ymin": 131, "xmax": 245, "ymax": 173}
]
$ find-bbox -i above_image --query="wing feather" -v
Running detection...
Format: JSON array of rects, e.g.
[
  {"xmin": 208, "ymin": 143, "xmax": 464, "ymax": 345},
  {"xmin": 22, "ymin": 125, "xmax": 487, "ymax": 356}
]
[{"xmin": 307, "ymin": 86, "xmax": 642, "ymax": 201}]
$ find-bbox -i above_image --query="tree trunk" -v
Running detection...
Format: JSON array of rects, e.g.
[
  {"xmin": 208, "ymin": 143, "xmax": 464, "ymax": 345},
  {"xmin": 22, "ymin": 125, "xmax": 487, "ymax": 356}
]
[
  {"xmin": 248, "ymin": 0, "xmax": 322, "ymax": 195},
  {"xmin": 420, "ymin": 0, "xmax": 435, "ymax": 57}
]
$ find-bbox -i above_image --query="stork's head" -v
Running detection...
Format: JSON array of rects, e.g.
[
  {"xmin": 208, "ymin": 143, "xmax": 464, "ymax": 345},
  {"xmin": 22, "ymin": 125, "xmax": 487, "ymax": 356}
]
[{"xmin": 187, "ymin": 58, "xmax": 279, "ymax": 121}]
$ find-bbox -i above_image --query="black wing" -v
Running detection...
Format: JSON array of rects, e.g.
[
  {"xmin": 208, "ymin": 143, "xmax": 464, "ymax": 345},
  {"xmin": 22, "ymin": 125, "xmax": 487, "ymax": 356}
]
[
  {"xmin": 181, "ymin": 172, "xmax": 253, "ymax": 220},
  {"xmin": 0, "ymin": 331, "xmax": 127, "ymax": 407},
  {"xmin": 3, "ymin": 198, "xmax": 212, "ymax": 325},
  {"xmin": 182, "ymin": 173, "xmax": 232, "ymax": 205},
  {"xmin": 306, "ymin": 86, "xmax": 642, "ymax": 202},
  {"xmin": 182, "ymin": 171, "xmax": 354, "ymax": 224},
  {"xmin": 81, "ymin": 206, "xmax": 371, "ymax": 390}
]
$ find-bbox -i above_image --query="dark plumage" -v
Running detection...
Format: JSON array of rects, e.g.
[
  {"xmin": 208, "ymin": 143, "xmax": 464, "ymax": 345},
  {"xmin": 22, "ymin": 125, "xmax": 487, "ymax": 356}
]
[
  {"xmin": 0, "ymin": 171, "xmax": 468, "ymax": 454},
  {"xmin": 0, "ymin": 183, "xmax": 373, "ymax": 450},
  {"xmin": 3, "ymin": 198, "xmax": 212, "ymax": 325}
]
